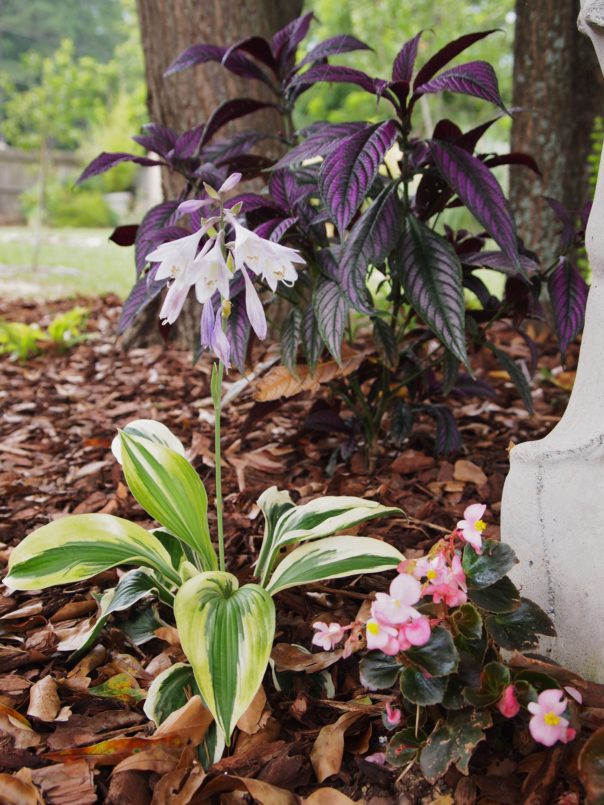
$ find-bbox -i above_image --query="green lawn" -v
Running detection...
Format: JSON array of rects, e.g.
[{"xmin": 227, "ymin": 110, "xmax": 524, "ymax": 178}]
[{"xmin": 0, "ymin": 227, "xmax": 135, "ymax": 299}]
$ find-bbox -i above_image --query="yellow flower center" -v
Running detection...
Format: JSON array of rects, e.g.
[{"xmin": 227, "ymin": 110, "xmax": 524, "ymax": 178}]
[
  {"xmin": 426, "ymin": 569, "xmax": 438, "ymax": 581},
  {"xmin": 474, "ymin": 520, "xmax": 486, "ymax": 533},
  {"xmin": 367, "ymin": 622, "xmax": 380, "ymax": 636},
  {"xmin": 544, "ymin": 711, "xmax": 560, "ymax": 726},
  {"xmin": 221, "ymin": 299, "xmax": 232, "ymax": 318}
]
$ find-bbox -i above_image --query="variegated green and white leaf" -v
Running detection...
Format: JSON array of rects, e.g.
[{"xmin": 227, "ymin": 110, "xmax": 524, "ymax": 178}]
[
  {"xmin": 266, "ymin": 536, "xmax": 404, "ymax": 594},
  {"xmin": 5, "ymin": 513, "xmax": 180, "ymax": 590},
  {"xmin": 120, "ymin": 431, "xmax": 217, "ymax": 572},
  {"xmin": 111, "ymin": 419, "xmax": 186, "ymax": 464},
  {"xmin": 59, "ymin": 567, "xmax": 169, "ymax": 659},
  {"xmin": 258, "ymin": 495, "xmax": 402, "ymax": 582},
  {"xmin": 174, "ymin": 572, "xmax": 275, "ymax": 744},
  {"xmin": 255, "ymin": 486, "xmax": 295, "ymax": 577}
]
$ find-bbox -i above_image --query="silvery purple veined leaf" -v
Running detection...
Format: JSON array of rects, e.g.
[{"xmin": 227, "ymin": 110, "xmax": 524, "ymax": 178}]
[
  {"xmin": 413, "ymin": 30, "xmax": 499, "ymax": 89},
  {"xmin": 134, "ymin": 201, "xmax": 180, "ymax": 278},
  {"xmin": 76, "ymin": 152, "xmax": 164, "ymax": 184},
  {"xmin": 392, "ymin": 32, "xmax": 422, "ymax": 83},
  {"xmin": 164, "ymin": 43, "xmax": 275, "ymax": 90},
  {"xmin": 222, "ymin": 37, "xmax": 278, "ymax": 74},
  {"xmin": 313, "ymin": 279, "xmax": 350, "ymax": 363},
  {"xmin": 118, "ymin": 264, "xmax": 167, "ymax": 335},
  {"xmin": 396, "ymin": 218, "xmax": 469, "ymax": 368},
  {"xmin": 301, "ymin": 305, "xmax": 323, "ymax": 371},
  {"xmin": 286, "ymin": 64, "xmax": 389, "ymax": 99},
  {"xmin": 200, "ymin": 98, "xmax": 277, "ymax": 149},
  {"xmin": 272, "ymin": 12, "xmax": 314, "ymax": 66},
  {"xmin": 544, "ymin": 197, "xmax": 576, "ymax": 253},
  {"xmin": 429, "ymin": 140, "xmax": 521, "ymax": 273},
  {"xmin": 296, "ymin": 35, "xmax": 372, "ymax": 71},
  {"xmin": 319, "ymin": 120, "xmax": 398, "ymax": 237},
  {"xmin": 339, "ymin": 181, "xmax": 401, "ymax": 314},
  {"xmin": 272, "ymin": 122, "xmax": 369, "ymax": 170},
  {"xmin": 414, "ymin": 60, "xmax": 507, "ymax": 112},
  {"xmin": 227, "ymin": 293, "xmax": 252, "ymax": 373},
  {"xmin": 462, "ymin": 251, "xmax": 539, "ymax": 275},
  {"xmin": 132, "ymin": 123, "xmax": 177, "ymax": 157},
  {"xmin": 548, "ymin": 257, "xmax": 589, "ymax": 359}
]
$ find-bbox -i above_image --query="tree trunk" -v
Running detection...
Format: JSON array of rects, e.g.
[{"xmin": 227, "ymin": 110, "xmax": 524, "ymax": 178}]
[
  {"xmin": 123, "ymin": 0, "xmax": 302, "ymax": 350},
  {"xmin": 510, "ymin": 0, "xmax": 604, "ymax": 267}
]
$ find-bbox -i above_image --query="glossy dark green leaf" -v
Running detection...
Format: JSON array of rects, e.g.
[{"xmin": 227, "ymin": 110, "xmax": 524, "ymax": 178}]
[
  {"xmin": 469, "ymin": 575, "xmax": 521, "ymax": 613},
  {"xmin": 462, "ymin": 540, "xmax": 518, "ymax": 589},
  {"xmin": 400, "ymin": 668, "xmax": 448, "ymax": 705},
  {"xmin": 452, "ymin": 603, "xmax": 483, "ymax": 640},
  {"xmin": 462, "ymin": 661, "xmax": 510, "ymax": 707},
  {"xmin": 386, "ymin": 727, "xmax": 427, "ymax": 767},
  {"xmin": 419, "ymin": 708, "xmax": 492, "ymax": 783},
  {"xmin": 359, "ymin": 651, "xmax": 402, "ymax": 690},
  {"xmin": 405, "ymin": 626, "xmax": 459, "ymax": 677},
  {"xmin": 486, "ymin": 598, "xmax": 556, "ymax": 651}
]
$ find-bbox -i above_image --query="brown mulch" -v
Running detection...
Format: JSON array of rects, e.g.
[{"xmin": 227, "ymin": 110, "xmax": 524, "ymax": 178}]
[{"xmin": 0, "ymin": 294, "xmax": 590, "ymax": 804}]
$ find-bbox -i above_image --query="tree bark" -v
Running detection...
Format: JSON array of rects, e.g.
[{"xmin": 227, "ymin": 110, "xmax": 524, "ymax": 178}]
[
  {"xmin": 510, "ymin": 0, "xmax": 604, "ymax": 266},
  {"xmin": 124, "ymin": 0, "xmax": 303, "ymax": 349}
]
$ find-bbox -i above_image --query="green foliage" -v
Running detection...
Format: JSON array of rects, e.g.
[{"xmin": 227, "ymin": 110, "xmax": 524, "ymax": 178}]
[
  {"xmin": 46, "ymin": 307, "xmax": 91, "ymax": 349},
  {"xmin": 0, "ymin": 322, "xmax": 45, "ymax": 360},
  {"xmin": 0, "ymin": 307, "xmax": 92, "ymax": 361},
  {"xmin": 20, "ymin": 179, "xmax": 117, "ymax": 228}
]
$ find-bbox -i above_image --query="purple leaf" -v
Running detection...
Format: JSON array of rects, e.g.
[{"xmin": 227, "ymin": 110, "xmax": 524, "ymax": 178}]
[
  {"xmin": 313, "ymin": 279, "xmax": 350, "ymax": 363},
  {"xmin": 396, "ymin": 218, "xmax": 469, "ymax": 367},
  {"xmin": 301, "ymin": 305, "xmax": 323, "ymax": 371},
  {"xmin": 273, "ymin": 122, "xmax": 368, "ymax": 169},
  {"xmin": 548, "ymin": 257, "xmax": 589, "ymax": 358},
  {"xmin": 482, "ymin": 152, "xmax": 541, "ymax": 175},
  {"xmin": 338, "ymin": 181, "xmax": 401, "ymax": 313},
  {"xmin": 118, "ymin": 266, "xmax": 167, "ymax": 334},
  {"xmin": 77, "ymin": 152, "xmax": 163, "ymax": 184},
  {"xmin": 172, "ymin": 125, "xmax": 205, "ymax": 159},
  {"xmin": 392, "ymin": 32, "xmax": 422, "ymax": 82},
  {"xmin": 429, "ymin": 140, "xmax": 521, "ymax": 272},
  {"xmin": 287, "ymin": 64, "xmax": 389, "ymax": 98},
  {"xmin": 254, "ymin": 216, "xmax": 290, "ymax": 240},
  {"xmin": 462, "ymin": 250, "xmax": 539, "ymax": 274},
  {"xmin": 423, "ymin": 404, "xmax": 462, "ymax": 454},
  {"xmin": 201, "ymin": 98, "xmax": 276, "ymax": 148},
  {"xmin": 203, "ymin": 131, "xmax": 274, "ymax": 163},
  {"xmin": 164, "ymin": 43, "xmax": 274, "ymax": 88},
  {"xmin": 544, "ymin": 197, "xmax": 575, "ymax": 252},
  {"xmin": 134, "ymin": 201, "xmax": 180, "ymax": 277},
  {"xmin": 110, "ymin": 225, "xmax": 138, "ymax": 247},
  {"xmin": 413, "ymin": 30, "xmax": 499, "ymax": 89},
  {"xmin": 454, "ymin": 117, "xmax": 501, "ymax": 153},
  {"xmin": 269, "ymin": 169, "xmax": 307, "ymax": 210},
  {"xmin": 223, "ymin": 36, "xmax": 277, "ymax": 73},
  {"xmin": 415, "ymin": 60, "xmax": 506, "ymax": 112},
  {"xmin": 132, "ymin": 124, "xmax": 177, "ymax": 157},
  {"xmin": 272, "ymin": 12, "xmax": 315, "ymax": 66},
  {"xmin": 319, "ymin": 120, "xmax": 398, "ymax": 236},
  {"xmin": 225, "ymin": 193, "xmax": 283, "ymax": 214},
  {"xmin": 281, "ymin": 308, "xmax": 302, "ymax": 373},
  {"xmin": 269, "ymin": 217, "xmax": 298, "ymax": 242},
  {"xmin": 297, "ymin": 35, "xmax": 371, "ymax": 70}
]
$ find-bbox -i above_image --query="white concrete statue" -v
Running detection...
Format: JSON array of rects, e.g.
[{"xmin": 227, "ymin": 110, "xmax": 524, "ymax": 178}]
[{"xmin": 501, "ymin": 0, "xmax": 604, "ymax": 682}]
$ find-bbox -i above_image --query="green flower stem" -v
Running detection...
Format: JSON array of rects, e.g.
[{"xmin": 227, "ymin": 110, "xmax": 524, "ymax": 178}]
[{"xmin": 211, "ymin": 361, "xmax": 226, "ymax": 572}]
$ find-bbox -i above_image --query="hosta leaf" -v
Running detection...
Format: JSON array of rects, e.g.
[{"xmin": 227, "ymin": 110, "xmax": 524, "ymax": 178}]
[
  {"xmin": 313, "ymin": 279, "xmax": 349, "ymax": 363},
  {"xmin": 548, "ymin": 257, "xmax": 589, "ymax": 359},
  {"xmin": 400, "ymin": 668, "xmax": 448, "ymax": 705},
  {"xmin": 429, "ymin": 140, "xmax": 520, "ymax": 272},
  {"xmin": 174, "ymin": 572, "xmax": 275, "ymax": 743},
  {"xmin": 265, "ymin": 536, "xmax": 404, "ymax": 594},
  {"xmin": 319, "ymin": 120, "xmax": 398, "ymax": 236},
  {"xmin": 462, "ymin": 540, "xmax": 518, "ymax": 589},
  {"xmin": 485, "ymin": 598, "xmax": 556, "ymax": 651},
  {"xmin": 257, "ymin": 495, "xmax": 401, "ymax": 581},
  {"xmin": 415, "ymin": 61, "xmax": 506, "ymax": 111},
  {"xmin": 256, "ymin": 487, "xmax": 296, "ymax": 577},
  {"xmin": 359, "ymin": 652, "xmax": 401, "ymax": 691},
  {"xmin": 419, "ymin": 708, "xmax": 492, "ymax": 782},
  {"xmin": 281, "ymin": 308, "xmax": 303, "ymax": 374},
  {"xmin": 5, "ymin": 514, "xmax": 179, "ymax": 590},
  {"xmin": 120, "ymin": 432, "xmax": 217, "ymax": 572},
  {"xmin": 339, "ymin": 181, "xmax": 401, "ymax": 313},
  {"xmin": 485, "ymin": 341, "xmax": 534, "ymax": 413},
  {"xmin": 111, "ymin": 419, "xmax": 186, "ymax": 465},
  {"xmin": 397, "ymin": 218, "xmax": 468, "ymax": 366}
]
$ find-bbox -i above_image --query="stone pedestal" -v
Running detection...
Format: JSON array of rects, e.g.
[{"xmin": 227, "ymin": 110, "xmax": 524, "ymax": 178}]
[{"xmin": 501, "ymin": 0, "xmax": 604, "ymax": 682}]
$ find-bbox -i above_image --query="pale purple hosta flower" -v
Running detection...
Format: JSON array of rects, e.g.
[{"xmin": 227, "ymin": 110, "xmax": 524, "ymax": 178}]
[
  {"xmin": 200, "ymin": 300, "xmax": 231, "ymax": 368},
  {"xmin": 218, "ymin": 172, "xmax": 242, "ymax": 193},
  {"xmin": 228, "ymin": 217, "xmax": 304, "ymax": 291},
  {"xmin": 147, "ymin": 230, "xmax": 208, "ymax": 325},
  {"xmin": 194, "ymin": 232, "xmax": 232, "ymax": 304},
  {"xmin": 241, "ymin": 265, "xmax": 267, "ymax": 340}
]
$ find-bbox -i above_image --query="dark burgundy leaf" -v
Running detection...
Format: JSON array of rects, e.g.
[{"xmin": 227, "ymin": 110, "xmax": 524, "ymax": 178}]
[
  {"xmin": 118, "ymin": 266, "xmax": 167, "ymax": 334},
  {"xmin": 77, "ymin": 152, "xmax": 163, "ymax": 184},
  {"xmin": 463, "ymin": 272, "xmax": 494, "ymax": 307},
  {"xmin": 193, "ymin": 163, "xmax": 228, "ymax": 188},
  {"xmin": 110, "ymin": 225, "xmax": 139, "ymax": 247},
  {"xmin": 223, "ymin": 36, "xmax": 277, "ymax": 73},
  {"xmin": 548, "ymin": 257, "xmax": 589, "ymax": 358},
  {"xmin": 203, "ymin": 130, "xmax": 274, "ymax": 163},
  {"xmin": 462, "ymin": 251, "xmax": 539, "ymax": 274},
  {"xmin": 396, "ymin": 218, "xmax": 468, "ymax": 366},
  {"xmin": 313, "ymin": 278, "xmax": 350, "ymax": 362},
  {"xmin": 415, "ymin": 61, "xmax": 506, "ymax": 111},
  {"xmin": 455, "ymin": 117, "xmax": 501, "ymax": 153},
  {"xmin": 227, "ymin": 295, "xmax": 252, "ymax": 373},
  {"xmin": 226, "ymin": 193, "xmax": 283, "ymax": 214},
  {"xmin": 297, "ymin": 35, "xmax": 371, "ymax": 70},
  {"xmin": 387, "ymin": 80, "xmax": 411, "ymax": 108},
  {"xmin": 429, "ymin": 140, "xmax": 521, "ymax": 272},
  {"xmin": 580, "ymin": 201, "xmax": 592, "ymax": 232},
  {"xmin": 132, "ymin": 124, "xmax": 177, "ymax": 157},
  {"xmin": 164, "ymin": 43, "xmax": 274, "ymax": 87},
  {"xmin": 172, "ymin": 125, "xmax": 204, "ymax": 159},
  {"xmin": 287, "ymin": 64, "xmax": 388, "ymax": 97},
  {"xmin": 339, "ymin": 181, "xmax": 401, "ymax": 313},
  {"xmin": 413, "ymin": 30, "xmax": 499, "ymax": 89},
  {"xmin": 392, "ymin": 32, "xmax": 422, "ymax": 82},
  {"xmin": 201, "ymin": 98, "xmax": 276, "ymax": 148},
  {"xmin": 217, "ymin": 153, "xmax": 274, "ymax": 178},
  {"xmin": 424, "ymin": 405, "xmax": 462, "ymax": 454},
  {"xmin": 486, "ymin": 341, "xmax": 534, "ymax": 413},
  {"xmin": 544, "ymin": 197, "xmax": 575, "ymax": 252},
  {"xmin": 483, "ymin": 152, "xmax": 541, "ymax": 175},
  {"xmin": 302, "ymin": 305, "xmax": 323, "ymax": 371},
  {"xmin": 433, "ymin": 119, "xmax": 463, "ymax": 141},
  {"xmin": 319, "ymin": 120, "xmax": 398, "ymax": 236},
  {"xmin": 273, "ymin": 122, "xmax": 369, "ymax": 169},
  {"xmin": 272, "ymin": 12, "xmax": 315, "ymax": 65},
  {"xmin": 134, "ymin": 200, "xmax": 180, "ymax": 277}
]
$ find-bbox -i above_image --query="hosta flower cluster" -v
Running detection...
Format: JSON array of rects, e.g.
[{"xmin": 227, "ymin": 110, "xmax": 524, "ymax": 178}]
[
  {"xmin": 312, "ymin": 504, "xmax": 575, "ymax": 783},
  {"xmin": 147, "ymin": 173, "xmax": 304, "ymax": 368}
]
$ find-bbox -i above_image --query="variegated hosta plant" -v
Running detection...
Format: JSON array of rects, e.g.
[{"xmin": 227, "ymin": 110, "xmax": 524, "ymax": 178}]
[{"xmin": 4, "ymin": 418, "xmax": 404, "ymax": 746}]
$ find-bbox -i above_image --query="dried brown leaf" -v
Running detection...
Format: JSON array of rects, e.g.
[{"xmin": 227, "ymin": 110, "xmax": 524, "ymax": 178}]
[
  {"xmin": 255, "ymin": 353, "xmax": 367, "ymax": 402},
  {"xmin": 310, "ymin": 710, "xmax": 368, "ymax": 783},
  {"xmin": 27, "ymin": 675, "xmax": 60, "ymax": 722}
]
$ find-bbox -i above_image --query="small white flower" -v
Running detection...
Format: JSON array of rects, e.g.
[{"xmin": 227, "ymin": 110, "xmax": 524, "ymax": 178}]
[
  {"xmin": 228, "ymin": 219, "xmax": 304, "ymax": 292},
  {"xmin": 194, "ymin": 233, "xmax": 232, "ymax": 304}
]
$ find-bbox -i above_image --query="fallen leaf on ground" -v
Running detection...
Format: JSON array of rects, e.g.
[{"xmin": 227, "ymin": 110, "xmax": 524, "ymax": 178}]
[
  {"xmin": 271, "ymin": 643, "xmax": 343, "ymax": 673},
  {"xmin": 27, "ymin": 675, "xmax": 60, "ymax": 721},
  {"xmin": 311, "ymin": 709, "xmax": 368, "ymax": 783},
  {"xmin": 30, "ymin": 761, "xmax": 96, "ymax": 805},
  {"xmin": 0, "ymin": 771, "xmax": 43, "ymax": 805},
  {"xmin": 195, "ymin": 774, "xmax": 299, "ymax": 804},
  {"xmin": 236, "ymin": 684, "xmax": 269, "ymax": 735},
  {"xmin": 0, "ymin": 702, "xmax": 40, "ymax": 749},
  {"xmin": 302, "ymin": 790, "xmax": 358, "ymax": 804},
  {"xmin": 255, "ymin": 353, "xmax": 367, "ymax": 401},
  {"xmin": 453, "ymin": 459, "xmax": 487, "ymax": 486}
]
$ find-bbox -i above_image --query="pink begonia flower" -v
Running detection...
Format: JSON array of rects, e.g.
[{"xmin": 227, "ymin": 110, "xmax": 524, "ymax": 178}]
[
  {"xmin": 385, "ymin": 702, "xmax": 402, "ymax": 728},
  {"xmin": 311, "ymin": 621, "xmax": 347, "ymax": 651},
  {"xmin": 364, "ymin": 752, "xmax": 386, "ymax": 766},
  {"xmin": 397, "ymin": 615, "xmax": 431, "ymax": 651},
  {"xmin": 366, "ymin": 618, "xmax": 399, "ymax": 655},
  {"xmin": 228, "ymin": 217, "xmax": 304, "ymax": 292},
  {"xmin": 456, "ymin": 503, "xmax": 487, "ymax": 553},
  {"xmin": 528, "ymin": 689, "xmax": 574, "ymax": 747},
  {"xmin": 496, "ymin": 685, "xmax": 521, "ymax": 718},
  {"xmin": 415, "ymin": 552, "xmax": 467, "ymax": 608},
  {"xmin": 372, "ymin": 573, "xmax": 423, "ymax": 625}
]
